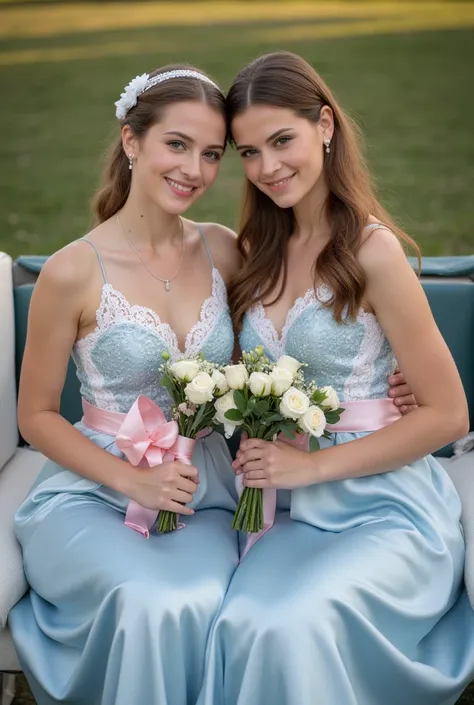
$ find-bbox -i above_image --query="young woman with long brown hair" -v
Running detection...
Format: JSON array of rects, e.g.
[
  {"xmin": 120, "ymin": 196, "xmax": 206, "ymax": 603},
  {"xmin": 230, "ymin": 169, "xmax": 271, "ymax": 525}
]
[
  {"xmin": 8, "ymin": 64, "xmax": 241, "ymax": 705},
  {"xmin": 199, "ymin": 51, "xmax": 474, "ymax": 705}
]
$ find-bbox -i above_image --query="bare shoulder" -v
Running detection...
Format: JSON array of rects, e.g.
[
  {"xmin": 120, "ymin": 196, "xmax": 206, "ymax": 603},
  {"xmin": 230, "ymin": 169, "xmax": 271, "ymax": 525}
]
[
  {"xmin": 358, "ymin": 223, "xmax": 408, "ymax": 278},
  {"xmin": 36, "ymin": 237, "xmax": 98, "ymax": 300},
  {"xmin": 197, "ymin": 221, "xmax": 241, "ymax": 282}
]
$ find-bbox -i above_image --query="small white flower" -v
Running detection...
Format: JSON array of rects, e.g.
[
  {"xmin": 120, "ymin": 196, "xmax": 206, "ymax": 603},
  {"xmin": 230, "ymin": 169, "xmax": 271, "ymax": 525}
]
[
  {"xmin": 211, "ymin": 369, "xmax": 228, "ymax": 396},
  {"xmin": 276, "ymin": 355, "xmax": 301, "ymax": 377},
  {"xmin": 224, "ymin": 364, "xmax": 249, "ymax": 390},
  {"xmin": 269, "ymin": 366, "xmax": 293, "ymax": 396},
  {"xmin": 249, "ymin": 371, "xmax": 272, "ymax": 397},
  {"xmin": 115, "ymin": 73, "xmax": 149, "ymax": 120},
  {"xmin": 298, "ymin": 406, "xmax": 326, "ymax": 437},
  {"xmin": 185, "ymin": 372, "xmax": 215, "ymax": 405},
  {"xmin": 214, "ymin": 391, "xmax": 243, "ymax": 438},
  {"xmin": 171, "ymin": 360, "xmax": 200, "ymax": 382},
  {"xmin": 280, "ymin": 387, "xmax": 310, "ymax": 420},
  {"xmin": 320, "ymin": 386, "xmax": 340, "ymax": 412}
]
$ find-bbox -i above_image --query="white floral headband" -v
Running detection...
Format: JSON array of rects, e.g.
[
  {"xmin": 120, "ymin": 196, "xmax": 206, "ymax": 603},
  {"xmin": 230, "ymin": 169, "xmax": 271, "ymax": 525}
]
[{"xmin": 114, "ymin": 70, "xmax": 221, "ymax": 120}]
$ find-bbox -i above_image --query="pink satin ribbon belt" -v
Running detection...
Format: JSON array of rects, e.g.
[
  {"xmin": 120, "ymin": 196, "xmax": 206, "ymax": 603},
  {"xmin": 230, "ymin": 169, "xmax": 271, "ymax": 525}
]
[
  {"xmin": 82, "ymin": 397, "xmax": 194, "ymax": 538},
  {"xmin": 239, "ymin": 397, "xmax": 402, "ymax": 557}
]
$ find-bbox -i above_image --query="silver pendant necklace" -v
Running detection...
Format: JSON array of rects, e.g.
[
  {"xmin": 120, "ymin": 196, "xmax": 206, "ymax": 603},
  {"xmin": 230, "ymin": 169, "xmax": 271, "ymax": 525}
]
[{"xmin": 116, "ymin": 213, "xmax": 185, "ymax": 292}]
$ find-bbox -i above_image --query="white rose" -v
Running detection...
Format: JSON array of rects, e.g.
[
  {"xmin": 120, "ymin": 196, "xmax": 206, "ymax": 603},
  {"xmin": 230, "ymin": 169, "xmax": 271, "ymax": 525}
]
[
  {"xmin": 170, "ymin": 360, "xmax": 200, "ymax": 382},
  {"xmin": 211, "ymin": 369, "xmax": 228, "ymax": 396},
  {"xmin": 320, "ymin": 386, "xmax": 340, "ymax": 412},
  {"xmin": 276, "ymin": 355, "xmax": 301, "ymax": 377},
  {"xmin": 184, "ymin": 372, "xmax": 215, "ymax": 405},
  {"xmin": 298, "ymin": 406, "xmax": 326, "ymax": 437},
  {"xmin": 269, "ymin": 367, "xmax": 293, "ymax": 396},
  {"xmin": 224, "ymin": 364, "xmax": 249, "ymax": 390},
  {"xmin": 214, "ymin": 390, "xmax": 243, "ymax": 438},
  {"xmin": 280, "ymin": 387, "xmax": 310, "ymax": 420},
  {"xmin": 249, "ymin": 372, "xmax": 272, "ymax": 397}
]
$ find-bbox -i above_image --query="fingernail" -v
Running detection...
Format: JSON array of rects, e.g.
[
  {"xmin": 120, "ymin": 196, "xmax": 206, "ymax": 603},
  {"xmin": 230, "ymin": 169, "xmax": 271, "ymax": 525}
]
[
  {"xmin": 388, "ymin": 376, "xmax": 395, "ymax": 383},
  {"xmin": 388, "ymin": 389, "xmax": 395, "ymax": 397}
]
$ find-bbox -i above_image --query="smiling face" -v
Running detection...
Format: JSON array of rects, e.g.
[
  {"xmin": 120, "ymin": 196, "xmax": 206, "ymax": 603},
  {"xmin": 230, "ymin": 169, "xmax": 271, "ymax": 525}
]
[
  {"xmin": 232, "ymin": 104, "xmax": 333, "ymax": 210},
  {"xmin": 123, "ymin": 99, "xmax": 226, "ymax": 214}
]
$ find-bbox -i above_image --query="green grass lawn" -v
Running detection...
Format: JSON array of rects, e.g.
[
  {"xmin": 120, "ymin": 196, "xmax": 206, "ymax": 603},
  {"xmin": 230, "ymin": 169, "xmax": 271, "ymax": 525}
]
[{"xmin": 0, "ymin": 17, "xmax": 473, "ymax": 259}]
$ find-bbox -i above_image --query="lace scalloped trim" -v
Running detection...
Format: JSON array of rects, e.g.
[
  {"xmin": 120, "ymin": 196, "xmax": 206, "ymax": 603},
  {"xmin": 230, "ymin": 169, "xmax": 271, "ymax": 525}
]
[
  {"xmin": 247, "ymin": 284, "xmax": 391, "ymax": 401},
  {"xmin": 343, "ymin": 309, "xmax": 386, "ymax": 401},
  {"xmin": 184, "ymin": 268, "xmax": 227, "ymax": 357},
  {"xmin": 74, "ymin": 269, "xmax": 227, "ymax": 361},
  {"xmin": 248, "ymin": 284, "xmax": 332, "ymax": 359}
]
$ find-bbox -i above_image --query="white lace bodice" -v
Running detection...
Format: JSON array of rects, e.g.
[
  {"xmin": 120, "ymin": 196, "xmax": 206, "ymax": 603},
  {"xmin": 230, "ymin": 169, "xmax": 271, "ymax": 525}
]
[
  {"xmin": 240, "ymin": 285, "xmax": 395, "ymax": 402},
  {"xmin": 72, "ymin": 268, "xmax": 234, "ymax": 415}
]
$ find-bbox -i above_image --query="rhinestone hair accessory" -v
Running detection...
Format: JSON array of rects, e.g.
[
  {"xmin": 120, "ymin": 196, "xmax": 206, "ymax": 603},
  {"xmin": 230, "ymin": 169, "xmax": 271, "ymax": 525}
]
[{"xmin": 115, "ymin": 70, "xmax": 221, "ymax": 120}]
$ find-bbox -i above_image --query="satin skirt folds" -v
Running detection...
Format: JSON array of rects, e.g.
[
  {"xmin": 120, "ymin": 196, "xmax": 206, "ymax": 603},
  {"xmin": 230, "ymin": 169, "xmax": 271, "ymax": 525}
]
[
  {"xmin": 199, "ymin": 431, "xmax": 474, "ymax": 705},
  {"xmin": 10, "ymin": 425, "xmax": 239, "ymax": 705}
]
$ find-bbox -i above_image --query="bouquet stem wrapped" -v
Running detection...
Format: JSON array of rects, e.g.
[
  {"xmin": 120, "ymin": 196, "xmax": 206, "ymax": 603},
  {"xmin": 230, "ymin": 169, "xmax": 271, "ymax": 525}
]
[
  {"xmin": 213, "ymin": 348, "xmax": 344, "ymax": 534},
  {"xmin": 157, "ymin": 353, "xmax": 228, "ymax": 532}
]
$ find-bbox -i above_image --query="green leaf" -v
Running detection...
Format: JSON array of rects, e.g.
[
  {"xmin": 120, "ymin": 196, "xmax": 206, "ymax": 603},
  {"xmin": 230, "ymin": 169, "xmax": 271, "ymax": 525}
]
[
  {"xmin": 324, "ymin": 411, "xmax": 343, "ymax": 424},
  {"xmin": 309, "ymin": 436, "xmax": 320, "ymax": 453},
  {"xmin": 225, "ymin": 408, "xmax": 243, "ymax": 422},
  {"xmin": 278, "ymin": 423, "xmax": 298, "ymax": 440},
  {"xmin": 190, "ymin": 402, "xmax": 207, "ymax": 434},
  {"xmin": 264, "ymin": 413, "xmax": 284, "ymax": 424},
  {"xmin": 233, "ymin": 390, "xmax": 247, "ymax": 414},
  {"xmin": 247, "ymin": 397, "xmax": 257, "ymax": 411},
  {"xmin": 311, "ymin": 389, "xmax": 327, "ymax": 404},
  {"xmin": 253, "ymin": 400, "xmax": 270, "ymax": 418}
]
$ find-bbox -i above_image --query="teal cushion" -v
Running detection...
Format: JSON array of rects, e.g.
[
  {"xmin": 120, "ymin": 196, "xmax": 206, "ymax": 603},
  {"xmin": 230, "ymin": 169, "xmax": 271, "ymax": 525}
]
[
  {"xmin": 421, "ymin": 280, "xmax": 474, "ymax": 457},
  {"xmin": 14, "ymin": 284, "xmax": 82, "ymax": 432},
  {"xmin": 410, "ymin": 255, "xmax": 474, "ymax": 278},
  {"xmin": 15, "ymin": 255, "xmax": 48, "ymax": 275}
]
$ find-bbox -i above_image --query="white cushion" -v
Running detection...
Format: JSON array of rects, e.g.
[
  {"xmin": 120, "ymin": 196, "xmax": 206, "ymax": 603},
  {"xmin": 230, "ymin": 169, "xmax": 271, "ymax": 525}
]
[
  {"xmin": 440, "ymin": 453, "xmax": 474, "ymax": 607},
  {"xmin": 0, "ymin": 447, "xmax": 45, "ymax": 629},
  {"xmin": 0, "ymin": 253, "xmax": 18, "ymax": 472}
]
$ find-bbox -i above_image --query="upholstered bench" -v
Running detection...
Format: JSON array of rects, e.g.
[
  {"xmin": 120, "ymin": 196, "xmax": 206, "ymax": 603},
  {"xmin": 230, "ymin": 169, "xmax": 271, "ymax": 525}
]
[{"xmin": 0, "ymin": 252, "xmax": 473, "ymax": 700}]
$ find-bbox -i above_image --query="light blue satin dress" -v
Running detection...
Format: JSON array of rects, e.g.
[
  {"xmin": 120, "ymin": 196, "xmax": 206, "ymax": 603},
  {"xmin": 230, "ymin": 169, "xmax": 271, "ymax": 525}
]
[
  {"xmin": 200, "ymin": 265, "xmax": 474, "ymax": 703},
  {"xmin": 9, "ymin": 232, "xmax": 239, "ymax": 705}
]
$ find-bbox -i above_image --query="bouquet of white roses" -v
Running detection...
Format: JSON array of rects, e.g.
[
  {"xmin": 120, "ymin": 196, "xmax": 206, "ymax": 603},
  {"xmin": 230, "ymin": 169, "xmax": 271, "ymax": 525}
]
[
  {"xmin": 157, "ymin": 353, "xmax": 228, "ymax": 532},
  {"xmin": 213, "ymin": 347, "xmax": 343, "ymax": 533}
]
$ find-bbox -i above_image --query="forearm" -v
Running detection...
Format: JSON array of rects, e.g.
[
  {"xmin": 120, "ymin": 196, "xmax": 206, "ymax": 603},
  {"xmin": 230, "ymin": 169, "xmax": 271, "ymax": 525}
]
[
  {"xmin": 21, "ymin": 410, "xmax": 133, "ymax": 494},
  {"xmin": 313, "ymin": 406, "xmax": 467, "ymax": 483}
]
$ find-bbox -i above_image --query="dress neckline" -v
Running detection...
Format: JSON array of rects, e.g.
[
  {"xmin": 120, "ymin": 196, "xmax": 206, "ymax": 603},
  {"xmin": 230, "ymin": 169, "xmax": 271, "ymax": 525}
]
[{"xmin": 75, "ymin": 267, "xmax": 226, "ymax": 360}]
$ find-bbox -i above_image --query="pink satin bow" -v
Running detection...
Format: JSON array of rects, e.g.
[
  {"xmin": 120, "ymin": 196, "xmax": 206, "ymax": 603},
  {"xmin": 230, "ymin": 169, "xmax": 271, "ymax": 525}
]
[{"xmin": 114, "ymin": 396, "xmax": 179, "ymax": 538}]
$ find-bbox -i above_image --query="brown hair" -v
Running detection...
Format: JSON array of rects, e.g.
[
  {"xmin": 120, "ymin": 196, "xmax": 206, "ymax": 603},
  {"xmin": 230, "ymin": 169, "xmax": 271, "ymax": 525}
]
[
  {"xmin": 227, "ymin": 52, "xmax": 420, "ymax": 328},
  {"xmin": 92, "ymin": 64, "xmax": 226, "ymax": 223}
]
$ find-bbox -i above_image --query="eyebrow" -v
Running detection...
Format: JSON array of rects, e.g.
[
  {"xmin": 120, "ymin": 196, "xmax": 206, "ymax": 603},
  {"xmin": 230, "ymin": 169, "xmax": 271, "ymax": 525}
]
[
  {"xmin": 163, "ymin": 130, "xmax": 225, "ymax": 151},
  {"xmin": 236, "ymin": 127, "xmax": 294, "ymax": 151}
]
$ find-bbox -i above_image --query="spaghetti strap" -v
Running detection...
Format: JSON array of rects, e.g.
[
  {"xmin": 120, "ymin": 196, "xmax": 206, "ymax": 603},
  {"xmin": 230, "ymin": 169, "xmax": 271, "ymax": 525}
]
[
  {"xmin": 362, "ymin": 222, "xmax": 392, "ymax": 246},
  {"xmin": 80, "ymin": 237, "xmax": 108, "ymax": 284},
  {"xmin": 364, "ymin": 222, "xmax": 391, "ymax": 234},
  {"xmin": 197, "ymin": 224, "xmax": 215, "ymax": 269}
]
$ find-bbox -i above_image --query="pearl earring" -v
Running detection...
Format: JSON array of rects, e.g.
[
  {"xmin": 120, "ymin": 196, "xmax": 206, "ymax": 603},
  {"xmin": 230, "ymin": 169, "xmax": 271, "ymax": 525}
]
[
  {"xmin": 128, "ymin": 154, "xmax": 134, "ymax": 170},
  {"xmin": 324, "ymin": 138, "xmax": 331, "ymax": 154}
]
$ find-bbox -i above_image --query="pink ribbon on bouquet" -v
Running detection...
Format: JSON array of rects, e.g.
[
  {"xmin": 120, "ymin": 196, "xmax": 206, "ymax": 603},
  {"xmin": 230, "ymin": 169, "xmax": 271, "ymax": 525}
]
[{"xmin": 82, "ymin": 396, "xmax": 178, "ymax": 538}]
